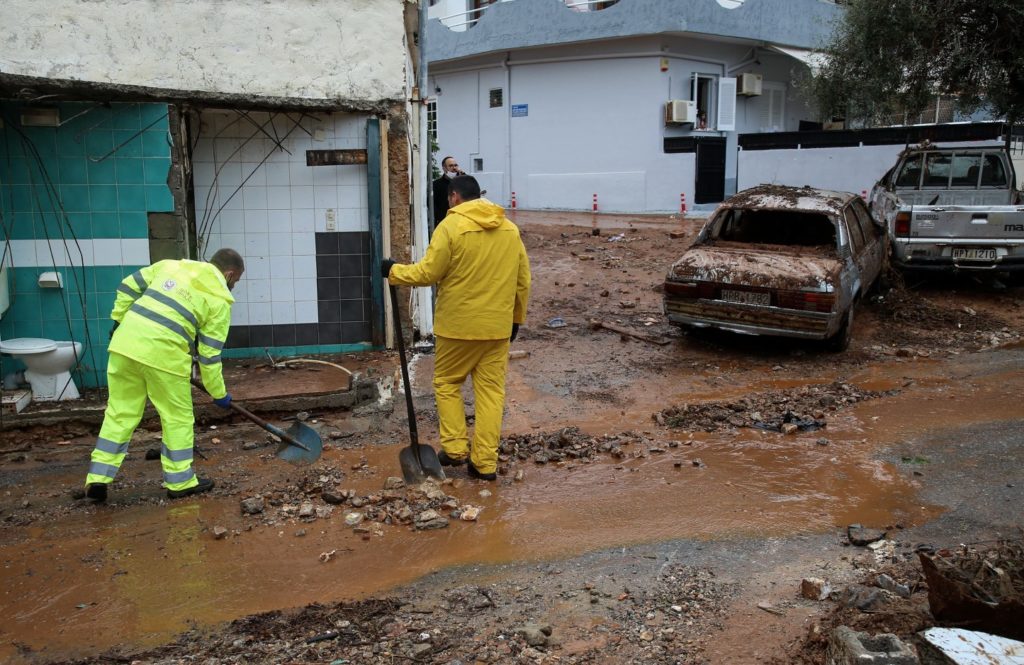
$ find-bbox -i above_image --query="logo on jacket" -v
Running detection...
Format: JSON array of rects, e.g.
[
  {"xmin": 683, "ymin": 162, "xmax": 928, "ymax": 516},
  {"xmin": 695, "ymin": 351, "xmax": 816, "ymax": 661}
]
[{"xmin": 162, "ymin": 279, "xmax": 177, "ymax": 291}]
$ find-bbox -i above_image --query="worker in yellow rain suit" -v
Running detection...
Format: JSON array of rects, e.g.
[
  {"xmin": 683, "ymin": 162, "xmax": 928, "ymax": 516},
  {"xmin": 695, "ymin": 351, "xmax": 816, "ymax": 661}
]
[
  {"xmin": 383, "ymin": 175, "xmax": 531, "ymax": 480},
  {"xmin": 84, "ymin": 248, "xmax": 244, "ymax": 502}
]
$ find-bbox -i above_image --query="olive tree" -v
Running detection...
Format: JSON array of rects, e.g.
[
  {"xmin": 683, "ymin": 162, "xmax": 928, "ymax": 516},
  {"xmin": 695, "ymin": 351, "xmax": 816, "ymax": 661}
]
[{"xmin": 810, "ymin": 0, "xmax": 1024, "ymax": 127}]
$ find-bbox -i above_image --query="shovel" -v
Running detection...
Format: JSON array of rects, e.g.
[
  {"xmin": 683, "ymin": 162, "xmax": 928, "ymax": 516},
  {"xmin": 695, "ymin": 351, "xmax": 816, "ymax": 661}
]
[
  {"xmin": 190, "ymin": 378, "xmax": 323, "ymax": 464},
  {"xmin": 389, "ymin": 283, "xmax": 445, "ymax": 484}
]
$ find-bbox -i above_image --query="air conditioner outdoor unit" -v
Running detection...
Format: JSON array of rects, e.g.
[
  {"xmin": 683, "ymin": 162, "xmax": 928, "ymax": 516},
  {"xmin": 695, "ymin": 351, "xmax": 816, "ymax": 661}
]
[
  {"xmin": 665, "ymin": 100, "xmax": 696, "ymax": 124},
  {"xmin": 738, "ymin": 73, "xmax": 763, "ymax": 96}
]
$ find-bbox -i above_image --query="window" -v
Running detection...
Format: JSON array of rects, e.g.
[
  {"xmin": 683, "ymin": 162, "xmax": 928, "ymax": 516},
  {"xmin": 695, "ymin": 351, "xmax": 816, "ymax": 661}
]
[
  {"xmin": 692, "ymin": 75, "xmax": 715, "ymax": 129},
  {"xmin": 426, "ymin": 100, "xmax": 437, "ymax": 146},
  {"xmin": 950, "ymin": 153, "xmax": 982, "ymax": 187},
  {"xmin": 473, "ymin": 158, "xmax": 483, "ymax": 171},
  {"xmin": 714, "ymin": 209, "xmax": 836, "ymax": 247},
  {"xmin": 757, "ymin": 83, "xmax": 786, "ymax": 132},
  {"xmin": 844, "ymin": 208, "xmax": 865, "ymax": 254},
  {"xmin": 489, "ymin": 88, "xmax": 503, "ymax": 108},
  {"xmin": 852, "ymin": 200, "xmax": 880, "ymax": 240},
  {"xmin": 895, "ymin": 155, "xmax": 922, "ymax": 188},
  {"xmin": 980, "ymin": 154, "xmax": 1007, "ymax": 187},
  {"xmin": 923, "ymin": 152, "xmax": 952, "ymax": 188}
]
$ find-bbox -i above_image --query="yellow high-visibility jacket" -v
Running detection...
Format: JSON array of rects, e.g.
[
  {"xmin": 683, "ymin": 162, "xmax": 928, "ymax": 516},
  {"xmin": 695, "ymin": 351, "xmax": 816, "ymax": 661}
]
[
  {"xmin": 389, "ymin": 198, "xmax": 531, "ymax": 340},
  {"xmin": 108, "ymin": 259, "xmax": 233, "ymax": 398}
]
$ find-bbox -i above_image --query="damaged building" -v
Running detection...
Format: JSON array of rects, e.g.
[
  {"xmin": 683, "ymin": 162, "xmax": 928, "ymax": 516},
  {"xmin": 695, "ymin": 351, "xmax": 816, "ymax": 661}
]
[{"xmin": 0, "ymin": 0, "xmax": 430, "ymax": 410}]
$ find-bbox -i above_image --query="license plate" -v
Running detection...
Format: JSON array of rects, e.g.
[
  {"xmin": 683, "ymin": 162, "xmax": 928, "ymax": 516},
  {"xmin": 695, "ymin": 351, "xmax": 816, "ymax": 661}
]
[
  {"xmin": 720, "ymin": 289, "xmax": 770, "ymax": 306},
  {"xmin": 952, "ymin": 248, "xmax": 997, "ymax": 261}
]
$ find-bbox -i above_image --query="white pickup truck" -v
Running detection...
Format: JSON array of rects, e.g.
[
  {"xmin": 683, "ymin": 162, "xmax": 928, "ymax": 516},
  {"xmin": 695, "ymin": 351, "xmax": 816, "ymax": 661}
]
[{"xmin": 870, "ymin": 145, "xmax": 1024, "ymax": 274}]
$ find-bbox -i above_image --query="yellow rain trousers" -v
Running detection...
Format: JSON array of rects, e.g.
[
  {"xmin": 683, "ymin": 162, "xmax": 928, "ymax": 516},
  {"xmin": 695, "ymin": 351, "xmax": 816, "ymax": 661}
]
[
  {"xmin": 86, "ymin": 260, "xmax": 234, "ymax": 492},
  {"xmin": 388, "ymin": 198, "xmax": 531, "ymax": 474},
  {"xmin": 86, "ymin": 352, "xmax": 198, "ymax": 491}
]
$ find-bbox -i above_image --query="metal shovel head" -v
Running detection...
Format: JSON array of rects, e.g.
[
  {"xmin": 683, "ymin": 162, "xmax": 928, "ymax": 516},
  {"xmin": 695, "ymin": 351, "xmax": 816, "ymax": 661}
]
[
  {"xmin": 276, "ymin": 421, "xmax": 323, "ymax": 464},
  {"xmin": 399, "ymin": 444, "xmax": 446, "ymax": 484}
]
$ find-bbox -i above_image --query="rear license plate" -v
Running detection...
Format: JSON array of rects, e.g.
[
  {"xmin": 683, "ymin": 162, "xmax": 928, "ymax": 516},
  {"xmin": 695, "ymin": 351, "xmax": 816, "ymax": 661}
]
[
  {"xmin": 720, "ymin": 289, "xmax": 770, "ymax": 306},
  {"xmin": 952, "ymin": 248, "xmax": 997, "ymax": 261}
]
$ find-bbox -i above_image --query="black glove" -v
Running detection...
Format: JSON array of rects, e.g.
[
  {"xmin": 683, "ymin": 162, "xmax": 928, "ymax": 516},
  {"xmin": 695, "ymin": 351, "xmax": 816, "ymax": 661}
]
[
  {"xmin": 109, "ymin": 321, "xmax": 120, "ymax": 340},
  {"xmin": 381, "ymin": 258, "xmax": 396, "ymax": 279},
  {"xmin": 510, "ymin": 323, "xmax": 519, "ymax": 342}
]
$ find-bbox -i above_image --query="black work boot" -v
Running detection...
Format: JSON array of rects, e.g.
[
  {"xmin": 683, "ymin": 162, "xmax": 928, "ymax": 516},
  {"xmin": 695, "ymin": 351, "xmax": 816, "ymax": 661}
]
[
  {"xmin": 167, "ymin": 477, "xmax": 215, "ymax": 499},
  {"xmin": 85, "ymin": 483, "xmax": 108, "ymax": 503},
  {"xmin": 467, "ymin": 461, "xmax": 497, "ymax": 481},
  {"xmin": 438, "ymin": 450, "xmax": 467, "ymax": 467}
]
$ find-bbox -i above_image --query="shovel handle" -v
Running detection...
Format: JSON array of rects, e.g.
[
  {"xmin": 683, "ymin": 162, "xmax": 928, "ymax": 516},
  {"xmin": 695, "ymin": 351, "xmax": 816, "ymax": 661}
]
[
  {"xmin": 389, "ymin": 284, "xmax": 422, "ymax": 465},
  {"xmin": 190, "ymin": 378, "xmax": 312, "ymax": 452}
]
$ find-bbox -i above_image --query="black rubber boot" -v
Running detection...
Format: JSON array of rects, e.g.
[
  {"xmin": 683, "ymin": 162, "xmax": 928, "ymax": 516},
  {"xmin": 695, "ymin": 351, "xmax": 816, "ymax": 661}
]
[
  {"xmin": 167, "ymin": 477, "xmax": 215, "ymax": 499},
  {"xmin": 467, "ymin": 461, "xmax": 497, "ymax": 481},
  {"xmin": 438, "ymin": 450, "xmax": 467, "ymax": 467},
  {"xmin": 85, "ymin": 483, "xmax": 108, "ymax": 503}
]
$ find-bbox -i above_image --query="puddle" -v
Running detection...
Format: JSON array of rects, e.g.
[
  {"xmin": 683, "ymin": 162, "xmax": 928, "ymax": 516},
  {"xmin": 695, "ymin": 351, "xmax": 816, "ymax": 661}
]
[{"xmin": 2, "ymin": 353, "xmax": 1023, "ymax": 661}]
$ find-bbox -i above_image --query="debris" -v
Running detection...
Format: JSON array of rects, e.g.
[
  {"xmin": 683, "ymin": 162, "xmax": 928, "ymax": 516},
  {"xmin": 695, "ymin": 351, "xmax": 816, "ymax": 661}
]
[
  {"xmin": 826, "ymin": 626, "xmax": 918, "ymax": 665},
  {"xmin": 242, "ymin": 441, "xmax": 259, "ymax": 451},
  {"xmin": 212, "ymin": 526, "xmax": 228, "ymax": 540},
  {"xmin": 240, "ymin": 497, "xmax": 265, "ymax": 515},
  {"xmin": 383, "ymin": 477, "xmax": 405, "ymax": 490},
  {"xmin": 669, "ymin": 231, "xmax": 687, "ymax": 239},
  {"xmin": 588, "ymin": 318, "xmax": 670, "ymax": 346},
  {"xmin": 414, "ymin": 509, "xmax": 449, "ymax": 530},
  {"xmin": 319, "ymin": 549, "xmax": 337, "ymax": 563},
  {"xmin": 515, "ymin": 624, "xmax": 551, "ymax": 647},
  {"xmin": 918, "ymin": 627, "xmax": 1024, "ymax": 664},
  {"xmin": 875, "ymin": 573, "xmax": 911, "ymax": 599},
  {"xmin": 757, "ymin": 601, "xmax": 786, "ymax": 616},
  {"xmin": 514, "ymin": 470, "xmax": 525, "ymax": 482},
  {"xmin": 344, "ymin": 512, "xmax": 364, "ymax": 526},
  {"xmin": 546, "ymin": 317, "xmax": 567, "ymax": 329},
  {"xmin": 781, "ymin": 422, "xmax": 799, "ymax": 435},
  {"xmin": 460, "ymin": 506, "xmax": 481, "ymax": 521},
  {"xmin": 619, "ymin": 301, "xmax": 636, "ymax": 309},
  {"xmin": 298, "ymin": 503, "xmax": 315, "ymax": 518},
  {"xmin": 839, "ymin": 584, "xmax": 893, "ymax": 612},
  {"xmin": 848, "ymin": 524, "xmax": 887, "ymax": 546},
  {"xmin": 801, "ymin": 577, "xmax": 832, "ymax": 600},
  {"xmin": 817, "ymin": 437, "xmax": 830, "ymax": 446},
  {"xmin": 509, "ymin": 350, "xmax": 530, "ymax": 360}
]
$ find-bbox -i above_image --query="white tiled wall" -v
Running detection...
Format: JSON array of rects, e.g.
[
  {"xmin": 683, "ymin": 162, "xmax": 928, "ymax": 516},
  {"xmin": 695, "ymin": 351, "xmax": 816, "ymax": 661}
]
[
  {"xmin": 195, "ymin": 110, "xmax": 369, "ymax": 326},
  {"xmin": 3, "ymin": 239, "xmax": 150, "ymax": 267}
]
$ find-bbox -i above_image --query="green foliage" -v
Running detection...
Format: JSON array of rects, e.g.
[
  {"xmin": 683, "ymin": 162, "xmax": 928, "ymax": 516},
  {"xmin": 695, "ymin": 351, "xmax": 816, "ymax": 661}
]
[{"xmin": 810, "ymin": 0, "xmax": 1024, "ymax": 125}]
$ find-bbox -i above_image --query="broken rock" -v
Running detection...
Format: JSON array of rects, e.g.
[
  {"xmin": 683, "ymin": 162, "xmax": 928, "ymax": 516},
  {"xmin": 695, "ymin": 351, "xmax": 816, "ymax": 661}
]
[
  {"xmin": 515, "ymin": 624, "xmax": 551, "ymax": 647},
  {"xmin": 240, "ymin": 497, "xmax": 265, "ymax": 515},
  {"xmin": 848, "ymin": 524, "xmax": 886, "ymax": 546},
  {"xmin": 212, "ymin": 526, "xmax": 228, "ymax": 540},
  {"xmin": 826, "ymin": 626, "xmax": 917, "ymax": 665},
  {"xmin": 801, "ymin": 577, "xmax": 832, "ymax": 601}
]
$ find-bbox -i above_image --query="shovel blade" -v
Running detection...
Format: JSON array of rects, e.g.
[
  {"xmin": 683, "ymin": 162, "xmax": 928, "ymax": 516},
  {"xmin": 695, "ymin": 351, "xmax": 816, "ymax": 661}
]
[
  {"xmin": 276, "ymin": 421, "xmax": 323, "ymax": 464},
  {"xmin": 399, "ymin": 444, "xmax": 446, "ymax": 485}
]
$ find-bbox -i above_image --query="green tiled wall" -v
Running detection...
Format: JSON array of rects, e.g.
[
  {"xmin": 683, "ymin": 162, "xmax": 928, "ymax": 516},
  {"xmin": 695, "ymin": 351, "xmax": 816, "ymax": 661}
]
[{"xmin": 1, "ymin": 101, "xmax": 173, "ymax": 389}]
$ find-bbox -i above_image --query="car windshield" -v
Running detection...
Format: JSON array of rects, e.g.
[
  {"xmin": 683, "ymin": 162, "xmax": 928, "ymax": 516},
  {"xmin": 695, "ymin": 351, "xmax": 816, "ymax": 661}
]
[{"xmin": 711, "ymin": 208, "xmax": 836, "ymax": 247}]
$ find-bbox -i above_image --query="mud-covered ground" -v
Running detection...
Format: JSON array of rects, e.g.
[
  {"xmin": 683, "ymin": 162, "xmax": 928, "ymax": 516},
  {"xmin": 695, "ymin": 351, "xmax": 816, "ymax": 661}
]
[{"xmin": 3, "ymin": 214, "xmax": 1024, "ymax": 664}]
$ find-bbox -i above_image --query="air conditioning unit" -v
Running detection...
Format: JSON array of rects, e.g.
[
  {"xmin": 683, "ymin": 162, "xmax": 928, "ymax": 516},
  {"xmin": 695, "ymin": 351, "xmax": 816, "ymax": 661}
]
[
  {"xmin": 738, "ymin": 73, "xmax": 763, "ymax": 96},
  {"xmin": 665, "ymin": 100, "xmax": 696, "ymax": 125}
]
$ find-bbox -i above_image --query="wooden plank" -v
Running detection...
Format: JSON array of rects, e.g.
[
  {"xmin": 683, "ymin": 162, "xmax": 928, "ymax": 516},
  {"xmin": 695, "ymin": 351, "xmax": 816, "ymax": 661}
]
[{"xmin": 305, "ymin": 149, "xmax": 368, "ymax": 166}]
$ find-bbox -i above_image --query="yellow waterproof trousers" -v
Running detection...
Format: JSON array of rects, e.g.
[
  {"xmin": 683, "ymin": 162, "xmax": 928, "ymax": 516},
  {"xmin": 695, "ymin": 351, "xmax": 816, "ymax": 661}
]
[
  {"xmin": 85, "ymin": 352, "xmax": 199, "ymax": 492},
  {"xmin": 434, "ymin": 335, "xmax": 510, "ymax": 474}
]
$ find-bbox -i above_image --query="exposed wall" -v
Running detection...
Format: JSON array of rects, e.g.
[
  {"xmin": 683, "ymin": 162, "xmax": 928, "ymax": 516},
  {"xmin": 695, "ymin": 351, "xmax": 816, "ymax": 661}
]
[
  {"xmin": 0, "ymin": 102, "xmax": 172, "ymax": 387},
  {"xmin": 195, "ymin": 110, "xmax": 375, "ymax": 354},
  {"xmin": 0, "ymin": 0, "xmax": 407, "ymax": 104}
]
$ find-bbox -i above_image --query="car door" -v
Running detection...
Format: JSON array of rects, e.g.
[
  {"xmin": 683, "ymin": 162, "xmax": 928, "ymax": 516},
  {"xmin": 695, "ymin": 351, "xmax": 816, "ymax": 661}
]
[
  {"xmin": 851, "ymin": 198, "xmax": 884, "ymax": 289},
  {"xmin": 842, "ymin": 205, "xmax": 869, "ymax": 299}
]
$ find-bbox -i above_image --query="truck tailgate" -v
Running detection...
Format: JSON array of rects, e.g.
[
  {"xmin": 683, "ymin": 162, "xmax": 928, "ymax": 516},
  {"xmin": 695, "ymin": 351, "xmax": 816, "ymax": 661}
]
[{"xmin": 911, "ymin": 206, "xmax": 1024, "ymax": 242}]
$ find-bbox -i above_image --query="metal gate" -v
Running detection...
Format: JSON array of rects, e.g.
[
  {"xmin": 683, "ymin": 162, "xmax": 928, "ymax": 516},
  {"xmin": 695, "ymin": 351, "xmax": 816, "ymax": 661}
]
[{"xmin": 695, "ymin": 137, "xmax": 727, "ymax": 204}]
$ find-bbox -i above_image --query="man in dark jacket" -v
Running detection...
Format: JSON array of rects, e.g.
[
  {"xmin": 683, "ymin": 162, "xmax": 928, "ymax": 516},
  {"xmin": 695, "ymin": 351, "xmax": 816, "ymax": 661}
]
[{"xmin": 432, "ymin": 155, "xmax": 464, "ymax": 231}]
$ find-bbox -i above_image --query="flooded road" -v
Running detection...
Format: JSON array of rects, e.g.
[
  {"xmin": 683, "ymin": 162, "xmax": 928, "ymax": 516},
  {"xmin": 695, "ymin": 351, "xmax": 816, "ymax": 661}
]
[{"xmin": 3, "ymin": 349, "xmax": 1021, "ymax": 662}]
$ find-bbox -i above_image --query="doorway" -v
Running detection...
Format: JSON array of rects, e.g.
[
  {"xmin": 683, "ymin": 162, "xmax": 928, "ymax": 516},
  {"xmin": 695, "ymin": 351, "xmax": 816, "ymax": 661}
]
[{"xmin": 695, "ymin": 137, "xmax": 726, "ymax": 204}]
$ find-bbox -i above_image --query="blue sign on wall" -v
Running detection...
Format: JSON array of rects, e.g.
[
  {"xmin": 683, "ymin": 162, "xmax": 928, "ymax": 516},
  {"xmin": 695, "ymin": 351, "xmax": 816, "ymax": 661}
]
[{"xmin": 511, "ymin": 104, "xmax": 528, "ymax": 117}]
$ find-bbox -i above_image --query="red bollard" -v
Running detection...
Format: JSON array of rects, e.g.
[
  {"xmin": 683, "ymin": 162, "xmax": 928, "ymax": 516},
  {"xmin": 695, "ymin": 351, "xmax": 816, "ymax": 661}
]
[
  {"xmin": 592, "ymin": 193, "xmax": 598, "ymax": 212},
  {"xmin": 511, "ymin": 191, "xmax": 517, "ymax": 209},
  {"xmin": 680, "ymin": 192, "xmax": 687, "ymax": 215},
  {"xmin": 861, "ymin": 189, "xmax": 868, "ymax": 200}
]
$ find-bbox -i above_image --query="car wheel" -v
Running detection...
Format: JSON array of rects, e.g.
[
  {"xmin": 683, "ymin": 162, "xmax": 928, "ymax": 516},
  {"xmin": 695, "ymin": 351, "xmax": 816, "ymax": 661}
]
[{"xmin": 826, "ymin": 309, "xmax": 853, "ymax": 352}]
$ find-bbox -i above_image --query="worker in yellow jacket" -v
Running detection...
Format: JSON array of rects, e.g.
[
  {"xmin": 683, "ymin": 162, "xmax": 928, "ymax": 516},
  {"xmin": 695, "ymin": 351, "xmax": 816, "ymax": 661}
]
[
  {"xmin": 383, "ymin": 175, "xmax": 530, "ymax": 480},
  {"xmin": 84, "ymin": 249, "xmax": 244, "ymax": 502}
]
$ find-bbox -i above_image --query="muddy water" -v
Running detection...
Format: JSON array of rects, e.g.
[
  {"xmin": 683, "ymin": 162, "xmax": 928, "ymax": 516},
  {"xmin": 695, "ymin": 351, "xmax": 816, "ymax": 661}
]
[{"xmin": 2, "ymin": 357, "xmax": 1022, "ymax": 661}]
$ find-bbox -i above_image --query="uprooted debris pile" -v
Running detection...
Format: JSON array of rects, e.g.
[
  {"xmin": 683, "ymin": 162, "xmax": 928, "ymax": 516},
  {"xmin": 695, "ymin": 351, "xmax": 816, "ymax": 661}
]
[
  {"xmin": 655, "ymin": 381, "xmax": 898, "ymax": 433},
  {"xmin": 870, "ymin": 287, "xmax": 1017, "ymax": 351},
  {"xmin": 775, "ymin": 538, "xmax": 1024, "ymax": 665}
]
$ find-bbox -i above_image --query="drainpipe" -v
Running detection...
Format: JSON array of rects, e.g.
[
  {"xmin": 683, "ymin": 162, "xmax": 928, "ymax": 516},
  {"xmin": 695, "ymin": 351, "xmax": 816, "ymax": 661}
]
[
  {"xmin": 414, "ymin": 0, "xmax": 434, "ymax": 337},
  {"xmin": 503, "ymin": 52, "xmax": 512, "ymax": 209}
]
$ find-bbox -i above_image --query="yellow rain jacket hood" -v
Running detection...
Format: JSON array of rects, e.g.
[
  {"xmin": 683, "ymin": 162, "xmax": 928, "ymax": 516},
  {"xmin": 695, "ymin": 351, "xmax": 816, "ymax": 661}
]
[{"xmin": 388, "ymin": 198, "xmax": 531, "ymax": 340}]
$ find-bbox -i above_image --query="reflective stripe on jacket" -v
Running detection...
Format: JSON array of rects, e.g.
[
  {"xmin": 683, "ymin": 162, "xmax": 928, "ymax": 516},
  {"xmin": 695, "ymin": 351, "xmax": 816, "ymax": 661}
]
[
  {"xmin": 108, "ymin": 260, "xmax": 234, "ymax": 398},
  {"xmin": 388, "ymin": 198, "xmax": 531, "ymax": 340}
]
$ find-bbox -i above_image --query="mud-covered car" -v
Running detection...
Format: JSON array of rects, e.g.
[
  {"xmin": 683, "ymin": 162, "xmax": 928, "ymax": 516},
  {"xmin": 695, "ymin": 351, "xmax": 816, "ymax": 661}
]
[{"xmin": 663, "ymin": 185, "xmax": 885, "ymax": 351}]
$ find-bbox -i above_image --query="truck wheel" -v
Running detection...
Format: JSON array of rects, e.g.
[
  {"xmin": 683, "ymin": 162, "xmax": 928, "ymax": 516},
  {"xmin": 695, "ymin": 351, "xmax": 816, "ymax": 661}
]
[{"xmin": 826, "ymin": 309, "xmax": 853, "ymax": 352}]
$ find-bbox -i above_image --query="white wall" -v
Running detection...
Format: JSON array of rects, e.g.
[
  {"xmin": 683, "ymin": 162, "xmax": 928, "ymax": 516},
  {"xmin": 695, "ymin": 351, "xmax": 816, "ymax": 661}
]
[
  {"xmin": 195, "ymin": 111, "xmax": 368, "ymax": 328},
  {"xmin": 0, "ymin": 0, "xmax": 407, "ymax": 102},
  {"xmin": 737, "ymin": 140, "xmax": 1005, "ymax": 196}
]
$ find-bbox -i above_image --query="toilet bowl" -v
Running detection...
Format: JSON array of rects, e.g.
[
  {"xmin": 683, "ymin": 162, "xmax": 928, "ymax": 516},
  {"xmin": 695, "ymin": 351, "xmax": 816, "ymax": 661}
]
[{"xmin": 0, "ymin": 338, "xmax": 83, "ymax": 401}]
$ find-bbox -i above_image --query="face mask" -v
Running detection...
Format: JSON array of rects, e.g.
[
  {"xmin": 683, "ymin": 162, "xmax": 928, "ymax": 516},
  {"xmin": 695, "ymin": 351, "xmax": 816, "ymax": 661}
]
[{"xmin": 445, "ymin": 171, "xmax": 456, "ymax": 179}]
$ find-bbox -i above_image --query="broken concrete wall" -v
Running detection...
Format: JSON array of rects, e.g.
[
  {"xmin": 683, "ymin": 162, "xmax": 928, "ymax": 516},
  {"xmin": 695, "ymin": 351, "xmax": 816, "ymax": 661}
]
[{"xmin": 0, "ymin": 0, "xmax": 407, "ymax": 105}]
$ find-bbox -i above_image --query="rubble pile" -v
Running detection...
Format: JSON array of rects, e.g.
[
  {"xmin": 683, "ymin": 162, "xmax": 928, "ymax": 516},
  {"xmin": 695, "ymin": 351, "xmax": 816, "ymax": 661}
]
[
  {"xmin": 236, "ymin": 468, "xmax": 481, "ymax": 535},
  {"xmin": 498, "ymin": 427, "xmax": 676, "ymax": 472},
  {"xmin": 870, "ymin": 287, "xmax": 1017, "ymax": 351},
  {"xmin": 656, "ymin": 381, "xmax": 898, "ymax": 432}
]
